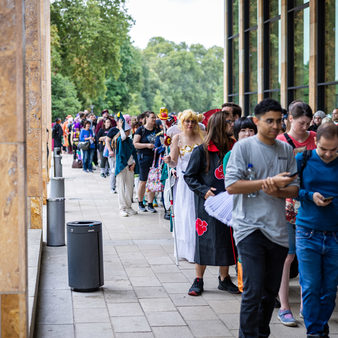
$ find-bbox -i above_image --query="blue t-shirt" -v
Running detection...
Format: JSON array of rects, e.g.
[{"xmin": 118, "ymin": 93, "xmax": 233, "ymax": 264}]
[
  {"xmin": 296, "ymin": 150, "xmax": 338, "ymax": 231},
  {"xmin": 80, "ymin": 129, "xmax": 95, "ymax": 149}
]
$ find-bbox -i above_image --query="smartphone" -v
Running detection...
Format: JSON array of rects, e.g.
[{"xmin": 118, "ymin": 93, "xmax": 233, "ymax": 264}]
[
  {"xmin": 323, "ymin": 196, "xmax": 334, "ymax": 202},
  {"xmin": 286, "ymin": 172, "xmax": 298, "ymax": 177}
]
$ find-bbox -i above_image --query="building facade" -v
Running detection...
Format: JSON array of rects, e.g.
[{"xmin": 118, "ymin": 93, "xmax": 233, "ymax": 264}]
[{"xmin": 224, "ymin": 0, "xmax": 338, "ymax": 115}]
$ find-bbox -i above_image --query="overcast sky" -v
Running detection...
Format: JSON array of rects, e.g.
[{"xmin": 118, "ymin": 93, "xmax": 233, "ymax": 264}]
[{"xmin": 125, "ymin": 0, "xmax": 224, "ymax": 49}]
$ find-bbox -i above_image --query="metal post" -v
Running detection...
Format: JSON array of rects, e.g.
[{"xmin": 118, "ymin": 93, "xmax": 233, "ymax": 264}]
[
  {"xmin": 50, "ymin": 177, "xmax": 65, "ymax": 198},
  {"xmin": 47, "ymin": 197, "xmax": 65, "ymax": 246},
  {"xmin": 54, "ymin": 154, "xmax": 62, "ymax": 177}
]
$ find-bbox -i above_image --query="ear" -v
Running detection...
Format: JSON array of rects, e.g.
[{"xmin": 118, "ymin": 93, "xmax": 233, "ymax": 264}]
[
  {"xmin": 252, "ymin": 116, "xmax": 259, "ymax": 126},
  {"xmin": 288, "ymin": 114, "xmax": 293, "ymax": 123}
]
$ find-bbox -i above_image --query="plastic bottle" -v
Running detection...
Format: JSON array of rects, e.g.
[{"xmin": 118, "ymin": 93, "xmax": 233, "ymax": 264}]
[{"xmin": 247, "ymin": 163, "xmax": 257, "ymax": 198}]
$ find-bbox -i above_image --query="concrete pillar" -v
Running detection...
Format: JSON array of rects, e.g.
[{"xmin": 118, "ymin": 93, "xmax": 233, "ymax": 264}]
[
  {"xmin": 0, "ymin": 0, "xmax": 28, "ymax": 335},
  {"xmin": 309, "ymin": 0, "xmax": 317, "ymax": 111},
  {"xmin": 25, "ymin": 0, "xmax": 43, "ymax": 229}
]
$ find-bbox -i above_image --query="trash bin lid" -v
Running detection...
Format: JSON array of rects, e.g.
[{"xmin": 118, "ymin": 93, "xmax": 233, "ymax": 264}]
[{"xmin": 67, "ymin": 221, "xmax": 102, "ymax": 234}]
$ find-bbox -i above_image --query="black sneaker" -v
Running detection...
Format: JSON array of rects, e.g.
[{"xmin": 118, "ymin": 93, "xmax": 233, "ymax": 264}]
[
  {"xmin": 218, "ymin": 276, "xmax": 240, "ymax": 294},
  {"xmin": 163, "ymin": 211, "xmax": 170, "ymax": 220},
  {"xmin": 147, "ymin": 204, "xmax": 157, "ymax": 213},
  {"xmin": 188, "ymin": 278, "xmax": 204, "ymax": 296},
  {"xmin": 138, "ymin": 203, "xmax": 148, "ymax": 212},
  {"xmin": 100, "ymin": 173, "xmax": 106, "ymax": 178}
]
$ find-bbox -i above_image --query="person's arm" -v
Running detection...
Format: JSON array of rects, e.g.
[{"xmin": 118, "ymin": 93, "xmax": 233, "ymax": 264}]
[{"xmin": 163, "ymin": 134, "xmax": 179, "ymax": 167}]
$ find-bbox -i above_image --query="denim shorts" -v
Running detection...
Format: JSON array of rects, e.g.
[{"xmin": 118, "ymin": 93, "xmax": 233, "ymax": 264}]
[
  {"xmin": 137, "ymin": 154, "xmax": 154, "ymax": 182},
  {"xmin": 287, "ymin": 222, "xmax": 296, "ymax": 255}
]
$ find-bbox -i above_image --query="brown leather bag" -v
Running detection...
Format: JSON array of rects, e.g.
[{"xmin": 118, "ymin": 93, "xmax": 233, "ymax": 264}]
[{"xmin": 72, "ymin": 159, "xmax": 83, "ymax": 169}]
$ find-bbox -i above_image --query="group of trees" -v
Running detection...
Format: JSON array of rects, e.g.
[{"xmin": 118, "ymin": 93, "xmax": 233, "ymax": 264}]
[{"xmin": 51, "ymin": 0, "xmax": 224, "ymax": 120}]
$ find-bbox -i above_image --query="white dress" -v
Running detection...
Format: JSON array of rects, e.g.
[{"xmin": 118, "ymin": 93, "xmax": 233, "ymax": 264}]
[{"xmin": 173, "ymin": 144, "xmax": 197, "ymax": 263}]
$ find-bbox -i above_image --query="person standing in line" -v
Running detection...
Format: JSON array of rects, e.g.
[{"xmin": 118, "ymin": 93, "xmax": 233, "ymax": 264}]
[
  {"xmin": 115, "ymin": 117, "xmax": 139, "ymax": 217},
  {"xmin": 184, "ymin": 110, "xmax": 239, "ymax": 296},
  {"xmin": 332, "ymin": 108, "xmax": 338, "ymax": 125},
  {"xmin": 275, "ymin": 101, "xmax": 316, "ymax": 326},
  {"xmin": 164, "ymin": 109, "xmax": 204, "ymax": 263},
  {"xmin": 308, "ymin": 110, "xmax": 326, "ymax": 132},
  {"xmin": 105, "ymin": 123, "xmax": 120, "ymax": 193},
  {"xmin": 96, "ymin": 118, "xmax": 112, "ymax": 178},
  {"xmin": 80, "ymin": 121, "xmax": 95, "ymax": 173},
  {"xmin": 52, "ymin": 117, "xmax": 63, "ymax": 150},
  {"xmin": 295, "ymin": 122, "xmax": 338, "ymax": 338},
  {"xmin": 133, "ymin": 111, "xmax": 159, "ymax": 213},
  {"xmin": 225, "ymin": 98, "xmax": 299, "ymax": 338}
]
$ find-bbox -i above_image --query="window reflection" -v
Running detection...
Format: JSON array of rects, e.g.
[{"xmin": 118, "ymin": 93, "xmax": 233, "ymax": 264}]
[
  {"xmin": 232, "ymin": 37, "xmax": 239, "ymax": 95},
  {"xmin": 324, "ymin": 84, "xmax": 338, "ymax": 113},
  {"xmin": 249, "ymin": 30, "xmax": 258, "ymax": 93}
]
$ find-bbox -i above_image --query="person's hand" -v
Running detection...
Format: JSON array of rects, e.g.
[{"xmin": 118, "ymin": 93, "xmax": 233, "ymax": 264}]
[
  {"xmin": 163, "ymin": 155, "xmax": 171, "ymax": 164},
  {"xmin": 313, "ymin": 192, "xmax": 333, "ymax": 207},
  {"xmin": 271, "ymin": 172, "xmax": 297, "ymax": 188},
  {"xmin": 99, "ymin": 136, "xmax": 105, "ymax": 141},
  {"xmin": 204, "ymin": 187, "xmax": 216, "ymax": 200},
  {"xmin": 262, "ymin": 177, "xmax": 279, "ymax": 196},
  {"xmin": 171, "ymin": 168, "xmax": 177, "ymax": 178},
  {"xmin": 129, "ymin": 163, "xmax": 136, "ymax": 172},
  {"xmin": 147, "ymin": 143, "xmax": 155, "ymax": 149},
  {"xmin": 109, "ymin": 150, "xmax": 115, "ymax": 157},
  {"xmin": 117, "ymin": 119, "xmax": 123, "ymax": 130}
]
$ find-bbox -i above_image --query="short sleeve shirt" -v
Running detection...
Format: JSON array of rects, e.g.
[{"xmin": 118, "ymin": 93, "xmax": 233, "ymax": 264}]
[
  {"xmin": 107, "ymin": 127, "xmax": 119, "ymax": 139},
  {"xmin": 224, "ymin": 135, "xmax": 299, "ymax": 247},
  {"xmin": 135, "ymin": 126, "xmax": 158, "ymax": 156}
]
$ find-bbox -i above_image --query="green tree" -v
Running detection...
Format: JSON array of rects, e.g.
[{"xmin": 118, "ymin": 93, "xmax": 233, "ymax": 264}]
[{"xmin": 51, "ymin": 73, "xmax": 81, "ymax": 120}]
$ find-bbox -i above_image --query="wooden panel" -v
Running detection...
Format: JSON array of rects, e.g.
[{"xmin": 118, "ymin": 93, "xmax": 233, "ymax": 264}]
[{"xmin": 224, "ymin": 0, "xmax": 229, "ymax": 102}]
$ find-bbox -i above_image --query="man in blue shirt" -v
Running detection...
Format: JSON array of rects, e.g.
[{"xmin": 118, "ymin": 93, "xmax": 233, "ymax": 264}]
[{"xmin": 296, "ymin": 122, "xmax": 338, "ymax": 338}]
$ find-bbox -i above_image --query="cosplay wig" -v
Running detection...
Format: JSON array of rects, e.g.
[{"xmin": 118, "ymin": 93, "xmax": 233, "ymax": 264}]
[{"xmin": 178, "ymin": 109, "xmax": 204, "ymax": 136}]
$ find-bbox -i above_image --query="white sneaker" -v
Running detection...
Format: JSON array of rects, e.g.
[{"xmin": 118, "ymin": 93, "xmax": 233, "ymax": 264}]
[
  {"xmin": 120, "ymin": 210, "xmax": 128, "ymax": 217},
  {"xmin": 126, "ymin": 208, "xmax": 137, "ymax": 215}
]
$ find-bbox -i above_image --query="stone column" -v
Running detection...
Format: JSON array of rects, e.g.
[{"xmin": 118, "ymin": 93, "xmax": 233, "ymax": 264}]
[
  {"xmin": 309, "ymin": 0, "xmax": 317, "ymax": 111},
  {"xmin": 25, "ymin": 0, "xmax": 43, "ymax": 229},
  {"xmin": 0, "ymin": 0, "xmax": 28, "ymax": 336},
  {"xmin": 280, "ymin": 0, "xmax": 288, "ymax": 109}
]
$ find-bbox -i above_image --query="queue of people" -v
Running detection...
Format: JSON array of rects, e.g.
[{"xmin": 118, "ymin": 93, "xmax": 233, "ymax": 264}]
[{"xmin": 52, "ymin": 102, "xmax": 337, "ymax": 338}]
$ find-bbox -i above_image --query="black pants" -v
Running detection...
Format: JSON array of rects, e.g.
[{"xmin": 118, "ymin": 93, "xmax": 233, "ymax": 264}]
[{"xmin": 237, "ymin": 230, "xmax": 288, "ymax": 338}]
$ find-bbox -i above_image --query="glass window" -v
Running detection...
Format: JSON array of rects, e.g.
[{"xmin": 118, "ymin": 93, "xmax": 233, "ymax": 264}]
[
  {"xmin": 324, "ymin": 0, "xmax": 338, "ymax": 83},
  {"xmin": 231, "ymin": 37, "xmax": 239, "ymax": 95},
  {"xmin": 249, "ymin": 0, "xmax": 258, "ymax": 27},
  {"xmin": 293, "ymin": 7, "xmax": 310, "ymax": 87},
  {"xmin": 294, "ymin": 87, "xmax": 309, "ymax": 103},
  {"xmin": 248, "ymin": 94, "xmax": 258, "ymax": 115},
  {"xmin": 228, "ymin": 94, "xmax": 239, "ymax": 105},
  {"xmin": 268, "ymin": 19, "xmax": 281, "ymax": 90},
  {"xmin": 249, "ymin": 30, "xmax": 258, "ymax": 93},
  {"xmin": 324, "ymin": 84, "xmax": 338, "ymax": 113},
  {"xmin": 232, "ymin": 0, "xmax": 239, "ymax": 36},
  {"xmin": 268, "ymin": 0, "xmax": 281, "ymax": 18},
  {"xmin": 293, "ymin": 0, "xmax": 309, "ymax": 8}
]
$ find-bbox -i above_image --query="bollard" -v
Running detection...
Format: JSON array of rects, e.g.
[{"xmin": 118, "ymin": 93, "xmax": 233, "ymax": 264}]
[
  {"xmin": 54, "ymin": 154, "xmax": 63, "ymax": 177},
  {"xmin": 47, "ymin": 198, "xmax": 65, "ymax": 246},
  {"xmin": 53, "ymin": 147, "xmax": 61, "ymax": 156},
  {"xmin": 50, "ymin": 177, "xmax": 65, "ymax": 199}
]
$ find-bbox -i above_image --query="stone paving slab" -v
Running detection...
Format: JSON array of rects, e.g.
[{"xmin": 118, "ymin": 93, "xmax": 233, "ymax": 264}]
[{"xmin": 35, "ymin": 154, "xmax": 338, "ymax": 337}]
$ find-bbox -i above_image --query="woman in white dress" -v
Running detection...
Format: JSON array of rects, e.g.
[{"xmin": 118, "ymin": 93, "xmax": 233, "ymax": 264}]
[{"xmin": 164, "ymin": 110, "xmax": 204, "ymax": 262}]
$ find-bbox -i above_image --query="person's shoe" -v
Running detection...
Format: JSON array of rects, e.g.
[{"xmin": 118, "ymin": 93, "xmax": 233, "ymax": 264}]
[
  {"xmin": 277, "ymin": 309, "xmax": 297, "ymax": 327},
  {"xmin": 126, "ymin": 208, "xmax": 137, "ymax": 216},
  {"xmin": 100, "ymin": 173, "xmax": 106, "ymax": 178},
  {"xmin": 188, "ymin": 278, "xmax": 204, "ymax": 296},
  {"xmin": 106, "ymin": 172, "xmax": 110, "ymax": 176},
  {"xmin": 274, "ymin": 298, "xmax": 281, "ymax": 308},
  {"xmin": 88, "ymin": 169, "xmax": 94, "ymax": 173},
  {"xmin": 218, "ymin": 275, "xmax": 240, "ymax": 294},
  {"xmin": 147, "ymin": 204, "xmax": 157, "ymax": 213},
  {"xmin": 163, "ymin": 211, "xmax": 170, "ymax": 220},
  {"xmin": 138, "ymin": 204, "xmax": 148, "ymax": 212},
  {"xmin": 120, "ymin": 210, "xmax": 128, "ymax": 217},
  {"xmin": 111, "ymin": 188, "xmax": 117, "ymax": 194}
]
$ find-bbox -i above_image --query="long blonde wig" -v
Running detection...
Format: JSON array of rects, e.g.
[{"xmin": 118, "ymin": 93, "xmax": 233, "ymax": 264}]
[{"xmin": 178, "ymin": 109, "xmax": 204, "ymax": 138}]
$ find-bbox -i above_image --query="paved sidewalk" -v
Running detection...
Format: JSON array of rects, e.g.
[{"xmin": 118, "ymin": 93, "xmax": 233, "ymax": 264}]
[{"xmin": 35, "ymin": 154, "xmax": 337, "ymax": 338}]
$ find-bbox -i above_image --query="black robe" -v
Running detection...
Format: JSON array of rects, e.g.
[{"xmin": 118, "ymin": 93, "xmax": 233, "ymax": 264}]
[{"xmin": 184, "ymin": 144, "xmax": 237, "ymax": 266}]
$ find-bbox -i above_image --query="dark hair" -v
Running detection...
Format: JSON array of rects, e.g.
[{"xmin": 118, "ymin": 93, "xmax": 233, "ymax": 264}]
[
  {"xmin": 222, "ymin": 102, "xmax": 242, "ymax": 118},
  {"xmin": 84, "ymin": 120, "xmax": 91, "ymax": 127},
  {"xmin": 289, "ymin": 102, "xmax": 313, "ymax": 120},
  {"xmin": 101, "ymin": 109, "xmax": 109, "ymax": 115},
  {"xmin": 316, "ymin": 122, "xmax": 338, "ymax": 142},
  {"xmin": 233, "ymin": 117, "xmax": 257, "ymax": 140},
  {"xmin": 254, "ymin": 98, "xmax": 282, "ymax": 117},
  {"xmin": 144, "ymin": 111, "xmax": 155, "ymax": 118},
  {"xmin": 55, "ymin": 117, "xmax": 61, "ymax": 122},
  {"xmin": 204, "ymin": 111, "xmax": 232, "ymax": 172},
  {"xmin": 79, "ymin": 112, "xmax": 85, "ymax": 119},
  {"xmin": 137, "ymin": 112, "xmax": 146, "ymax": 124}
]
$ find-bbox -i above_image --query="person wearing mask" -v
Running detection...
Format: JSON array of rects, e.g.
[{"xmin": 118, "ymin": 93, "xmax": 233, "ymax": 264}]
[
  {"xmin": 133, "ymin": 111, "xmax": 159, "ymax": 213},
  {"xmin": 225, "ymin": 98, "xmax": 299, "ymax": 337},
  {"xmin": 80, "ymin": 121, "xmax": 95, "ymax": 172},
  {"xmin": 164, "ymin": 109, "xmax": 204, "ymax": 263},
  {"xmin": 184, "ymin": 111, "xmax": 239, "ymax": 296},
  {"xmin": 295, "ymin": 122, "xmax": 338, "ymax": 338}
]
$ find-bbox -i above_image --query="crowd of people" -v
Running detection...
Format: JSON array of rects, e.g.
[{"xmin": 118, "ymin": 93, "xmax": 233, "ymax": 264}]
[{"xmin": 52, "ymin": 103, "xmax": 338, "ymax": 338}]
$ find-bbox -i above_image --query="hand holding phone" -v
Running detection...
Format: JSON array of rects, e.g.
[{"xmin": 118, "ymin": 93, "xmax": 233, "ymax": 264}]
[
  {"xmin": 323, "ymin": 196, "xmax": 334, "ymax": 202},
  {"xmin": 285, "ymin": 172, "xmax": 298, "ymax": 178}
]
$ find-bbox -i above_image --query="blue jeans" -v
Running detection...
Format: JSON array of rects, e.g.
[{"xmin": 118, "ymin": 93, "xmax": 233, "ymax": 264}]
[
  {"xmin": 296, "ymin": 225, "xmax": 338, "ymax": 335},
  {"xmin": 82, "ymin": 148, "xmax": 95, "ymax": 171}
]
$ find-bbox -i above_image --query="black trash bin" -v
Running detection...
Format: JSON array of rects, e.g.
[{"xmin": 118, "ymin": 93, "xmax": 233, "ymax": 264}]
[{"xmin": 67, "ymin": 221, "xmax": 104, "ymax": 292}]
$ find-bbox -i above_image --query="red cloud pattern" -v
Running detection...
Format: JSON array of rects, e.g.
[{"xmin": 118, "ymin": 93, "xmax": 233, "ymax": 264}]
[
  {"xmin": 196, "ymin": 218, "xmax": 208, "ymax": 236},
  {"xmin": 214, "ymin": 164, "xmax": 224, "ymax": 180}
]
